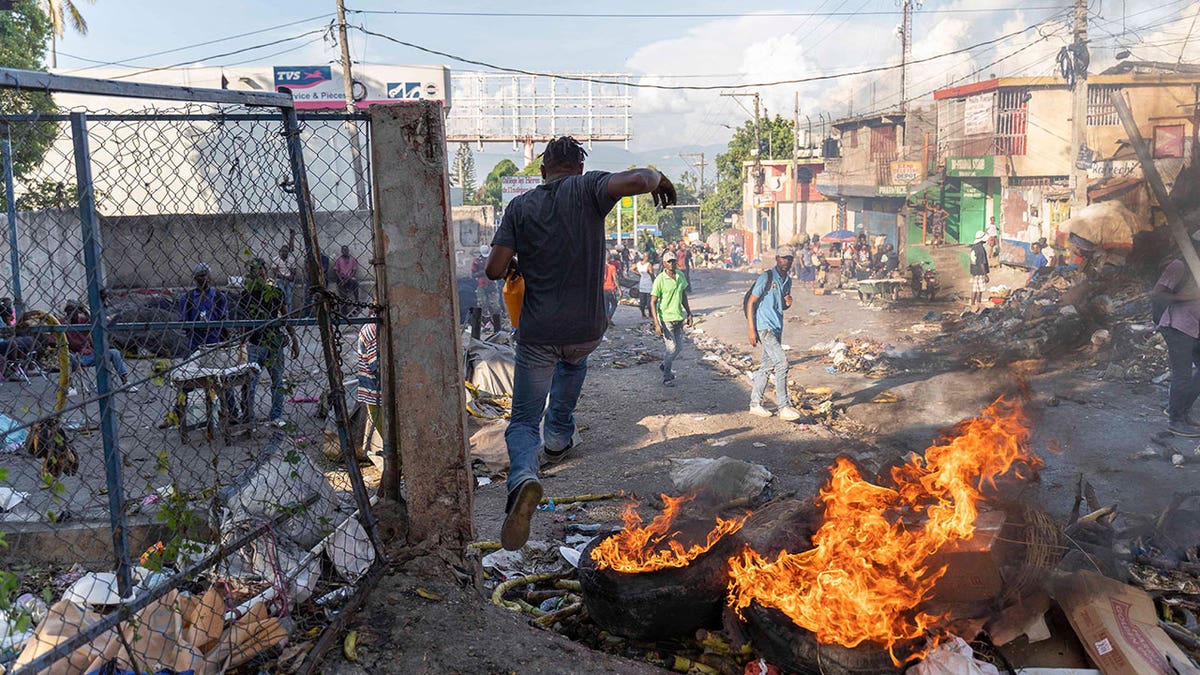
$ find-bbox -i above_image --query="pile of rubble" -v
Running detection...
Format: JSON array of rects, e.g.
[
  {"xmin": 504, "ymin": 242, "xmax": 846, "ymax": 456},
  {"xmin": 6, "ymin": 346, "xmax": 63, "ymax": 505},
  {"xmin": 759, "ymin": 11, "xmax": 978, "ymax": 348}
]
[{"xmin": 935, "ymin": 269, "xmax": 1145, "ymax": 366}]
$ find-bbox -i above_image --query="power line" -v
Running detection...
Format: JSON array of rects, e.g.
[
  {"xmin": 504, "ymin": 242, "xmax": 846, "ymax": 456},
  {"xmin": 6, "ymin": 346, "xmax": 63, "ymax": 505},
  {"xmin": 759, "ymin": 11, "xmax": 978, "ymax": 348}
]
[
  {"xmin": 107, "ymin": 30, "xmax": 328, "ymax": 80},
  {"xmin": 355, "ymin": 15, "xmax": 1070, "ymax": 92},
  {"xmin": 346, "ymin": 6, "xmax": 1072, "ymax": 19},
  {"xmin": 60, "ymin": 13, "xmax": 334, "ymax": 73}
]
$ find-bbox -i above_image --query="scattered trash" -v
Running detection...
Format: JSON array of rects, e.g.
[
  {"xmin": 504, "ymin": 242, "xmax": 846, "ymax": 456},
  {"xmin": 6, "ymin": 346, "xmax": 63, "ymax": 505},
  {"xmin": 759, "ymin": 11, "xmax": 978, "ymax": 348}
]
[
  {"xmin": 752, "ymin": 442, "xmax": 766, "ymax": 448},
  {"xmin": 0, "ymin": 487, "xmax": 29, "ymax": 512},
  {"xmin": 326, "ymin": 516, "xmax": 375, "ymax": 583}
]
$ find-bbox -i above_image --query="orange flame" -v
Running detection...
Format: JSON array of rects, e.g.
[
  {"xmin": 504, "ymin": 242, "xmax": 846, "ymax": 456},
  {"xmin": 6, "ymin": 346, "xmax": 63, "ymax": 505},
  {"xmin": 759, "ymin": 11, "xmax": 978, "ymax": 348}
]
[
  {"xmin": 727, "ymin": 397, "xmax": 1038, "ymax": 663},
  {"xmin": 590, "ymin": 494, "xmax": 750, "ymax": 573}
]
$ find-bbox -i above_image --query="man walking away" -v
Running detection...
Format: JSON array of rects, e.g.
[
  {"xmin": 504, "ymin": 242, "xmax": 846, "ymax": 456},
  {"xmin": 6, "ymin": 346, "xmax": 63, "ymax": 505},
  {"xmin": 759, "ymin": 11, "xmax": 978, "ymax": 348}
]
[
  {"xmin": 650, "ymin": 250, "xmax": 692, "ymax": 387},
  {"xmin": 746, "ymin": 246, "xmax": 801, "ymax": 421},
  {"xmin": 969, "ymin": 231, "xmax": 990, "ymax": 310},
  {"xmin": 485, "ymin": 136, "xmax": 676, "ymax": 551},
  {"xmin": 238, "ymin": 258, "xmax": 300, "ymax": 428},
  {"xmin": 603, "ymin": 253, "xmax": 622, "ymax": 327},
  {"xmin": 1154, "ymin": 252, "xmax": 1200, "ymax": 437},
  {"xmin": 636, "ymin": 252, "xmax": 654, "ymax": 319}
]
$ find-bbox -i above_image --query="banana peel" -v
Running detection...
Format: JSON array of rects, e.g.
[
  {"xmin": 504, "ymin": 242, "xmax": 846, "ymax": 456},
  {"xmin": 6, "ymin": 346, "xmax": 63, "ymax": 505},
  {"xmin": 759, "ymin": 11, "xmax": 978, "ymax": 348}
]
[{"xmin": 343, "ymin": 630, "xmax": 360, "ymax": 663}]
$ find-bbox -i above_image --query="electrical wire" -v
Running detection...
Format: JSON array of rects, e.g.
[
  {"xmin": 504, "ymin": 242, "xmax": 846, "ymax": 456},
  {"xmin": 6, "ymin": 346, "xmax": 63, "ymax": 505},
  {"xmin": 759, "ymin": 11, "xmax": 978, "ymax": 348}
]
[
  {"xmin": 345, "ymin": 7, "xmax": 1073, "ymax": 19},
  {"xmin": 107, "ymin": 30, "xmax": 328, "ymax": 80},
  {"xmin": 59, "ymin": 13, "xmax": 334, "ymax": 73},
  {"xmin": 353, "ymin": 16, "xmax": 1069, "ymax": 92}
]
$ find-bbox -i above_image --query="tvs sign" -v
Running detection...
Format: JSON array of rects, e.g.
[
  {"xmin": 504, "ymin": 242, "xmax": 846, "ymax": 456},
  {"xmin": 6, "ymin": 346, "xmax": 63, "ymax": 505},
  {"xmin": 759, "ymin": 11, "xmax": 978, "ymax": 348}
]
[{"xmin": 273, "ymin": 66, "xmax": 332, "ymax": 89}]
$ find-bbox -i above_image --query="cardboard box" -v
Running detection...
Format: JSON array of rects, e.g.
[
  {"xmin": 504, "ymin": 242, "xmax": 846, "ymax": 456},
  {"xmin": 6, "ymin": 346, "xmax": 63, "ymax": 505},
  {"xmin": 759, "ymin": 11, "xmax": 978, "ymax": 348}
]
[
  {"xmin": 1053, "ymin": 570, "xmax": 1200, "ymax": 675},
  {"xmin": 929, "ymin": 509, "xmax": 1007, "ymax": 603}
]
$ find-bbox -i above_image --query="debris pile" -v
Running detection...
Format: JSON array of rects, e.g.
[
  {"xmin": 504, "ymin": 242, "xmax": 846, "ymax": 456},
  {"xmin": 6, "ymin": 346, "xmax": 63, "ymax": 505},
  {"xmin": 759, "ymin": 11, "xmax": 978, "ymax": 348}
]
[{"xmin": 935, "ymin": 270, "xmax": 1109, "ymax": 364}]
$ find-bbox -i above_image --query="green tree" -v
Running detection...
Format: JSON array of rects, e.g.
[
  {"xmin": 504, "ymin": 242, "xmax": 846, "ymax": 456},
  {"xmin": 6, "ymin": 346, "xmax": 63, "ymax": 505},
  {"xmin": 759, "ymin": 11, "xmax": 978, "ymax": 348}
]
[
  {"xmin": 703, "ymin": 114, "xmax": 795, "ymax": 233},
  {"xmin": 0, "ymin": 1, "xmax": 56, "ymax": 209},
  {"xmin": 39, "ymin": 0, "xmax": 94, "ymax": 68},
  {"xmin": 517, "ymin": 156, "xmax": 543, "ymax": 176},
  {"xmin": 451, "ymin": 142, "xmax": 477, "ymax": 203},
  {"xmin": 478, "ymin": 158, "xmax": 519, "ymax": 208}
]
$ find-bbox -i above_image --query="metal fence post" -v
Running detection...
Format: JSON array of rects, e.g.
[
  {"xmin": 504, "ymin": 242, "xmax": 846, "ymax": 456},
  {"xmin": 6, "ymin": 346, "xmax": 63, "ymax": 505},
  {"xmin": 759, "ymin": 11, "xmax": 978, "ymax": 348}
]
[
  {"xmin": 279, "ymin": 106, "xmax": 385, "ymax": 556},
  {"xmin": 1, "ymin": 125, "xmax": 22, "ymax": 314},
  {"xmin": 69, "ymin": 111, "xmax": 132, "ymax": 598}
]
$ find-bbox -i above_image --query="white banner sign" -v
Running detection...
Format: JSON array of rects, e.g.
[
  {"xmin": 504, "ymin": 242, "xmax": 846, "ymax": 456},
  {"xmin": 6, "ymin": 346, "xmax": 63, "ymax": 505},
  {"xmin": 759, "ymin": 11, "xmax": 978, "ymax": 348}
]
[
  {"xmin": 501, "ymin": 176, "xmax": 542, "ymax": 207},
  {"xmin": 963, "ymin": 93, "xmax": 995, "ymax": 136}
]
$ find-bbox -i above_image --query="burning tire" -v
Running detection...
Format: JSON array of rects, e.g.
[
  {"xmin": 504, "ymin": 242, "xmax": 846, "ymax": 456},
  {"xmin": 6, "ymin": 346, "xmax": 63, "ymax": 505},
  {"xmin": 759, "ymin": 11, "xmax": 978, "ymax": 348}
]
[
  {"xmin": 741, "ymin": 602, "xmax": 908, "ymax": 675},
  {"xmin": 578, "ymin": 534, "xmax": 732, "ymax": 640}
]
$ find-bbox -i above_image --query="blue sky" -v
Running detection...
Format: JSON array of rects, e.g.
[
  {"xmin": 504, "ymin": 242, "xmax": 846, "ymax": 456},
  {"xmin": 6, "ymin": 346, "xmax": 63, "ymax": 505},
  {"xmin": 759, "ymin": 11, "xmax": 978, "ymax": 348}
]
[{"xmin": 48, "ymin": 1, "xmax": 1200, "ymax": 178}]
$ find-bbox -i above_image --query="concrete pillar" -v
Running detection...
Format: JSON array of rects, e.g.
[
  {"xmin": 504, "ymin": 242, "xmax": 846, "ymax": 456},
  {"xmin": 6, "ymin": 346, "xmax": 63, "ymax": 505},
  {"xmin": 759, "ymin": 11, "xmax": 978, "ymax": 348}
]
[{"xmin": 369, "ymin": 102, "xmax": 474, "ymax": 550}]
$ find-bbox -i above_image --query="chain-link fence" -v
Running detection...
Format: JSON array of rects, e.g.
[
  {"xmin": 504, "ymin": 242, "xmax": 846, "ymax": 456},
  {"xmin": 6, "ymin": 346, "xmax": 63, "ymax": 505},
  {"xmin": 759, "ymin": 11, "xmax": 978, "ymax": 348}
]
[{"xmin": 0, "ymin": 71, "xmax": 384, "ymax": 674}]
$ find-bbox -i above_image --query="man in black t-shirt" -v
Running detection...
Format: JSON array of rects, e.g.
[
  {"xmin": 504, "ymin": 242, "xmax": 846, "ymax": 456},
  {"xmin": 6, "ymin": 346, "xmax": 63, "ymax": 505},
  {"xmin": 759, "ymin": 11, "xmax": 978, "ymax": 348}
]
[
  {"xmin": 968, "ymin": 231, "xmax": 991, "ymax": 309},
  {"xmin": 485, "ymin": 136, "xmax": 676, "ymax": 550}
]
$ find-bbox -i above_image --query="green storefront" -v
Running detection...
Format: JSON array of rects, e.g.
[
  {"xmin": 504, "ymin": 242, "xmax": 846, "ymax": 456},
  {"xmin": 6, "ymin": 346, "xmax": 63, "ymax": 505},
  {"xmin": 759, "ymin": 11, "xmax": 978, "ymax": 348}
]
[{"xmin": 942, "ymin": 156, "xmax": 1000, "ymax": 246}]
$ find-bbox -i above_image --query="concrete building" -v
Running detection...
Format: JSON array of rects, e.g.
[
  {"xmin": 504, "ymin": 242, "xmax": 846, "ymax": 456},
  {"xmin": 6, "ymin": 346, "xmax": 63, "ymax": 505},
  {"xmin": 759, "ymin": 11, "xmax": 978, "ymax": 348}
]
[
  {"xmin": 741, "ymin": 158, "xmax": 838, "ymax": 252},
  {"xmin": 816, "ymin": 102, "xmax": 938, "ymax": 254},
  {"xmin": 931, "ymin": 68, "xmax": 1200, "ymax": 262}
]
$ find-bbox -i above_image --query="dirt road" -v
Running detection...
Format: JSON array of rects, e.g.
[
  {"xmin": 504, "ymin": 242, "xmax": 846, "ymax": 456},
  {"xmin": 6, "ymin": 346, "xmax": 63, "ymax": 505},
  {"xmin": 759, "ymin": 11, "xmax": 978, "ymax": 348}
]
[{"xmin": 340, "ymin": 265, "xmax": 1190, "ymax": 672}]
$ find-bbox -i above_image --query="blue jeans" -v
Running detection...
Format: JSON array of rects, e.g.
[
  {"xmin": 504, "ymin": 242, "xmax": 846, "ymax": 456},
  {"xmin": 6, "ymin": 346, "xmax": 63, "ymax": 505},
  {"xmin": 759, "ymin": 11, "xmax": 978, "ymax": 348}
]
[
  {"xmin": 604, "ymin": 290, "xmax": 618, "ymax": 320},
  {"xmin": 72, "ymin": 349, "xmax": 130, "ymax": 378},
  {"xmin": 751, "ymin": 329, "xmax": 791, "ymax": 408},
  {"xmin": 505, "ymin": 339, "xmax": 599, "ymax": 494},
  {"xmin": 247, "ymin": 343, "xmax": 286, "ymax": 421},
  {"xmin": 661, "ymin": 320, "xmax": 684, "ymax": 379}
]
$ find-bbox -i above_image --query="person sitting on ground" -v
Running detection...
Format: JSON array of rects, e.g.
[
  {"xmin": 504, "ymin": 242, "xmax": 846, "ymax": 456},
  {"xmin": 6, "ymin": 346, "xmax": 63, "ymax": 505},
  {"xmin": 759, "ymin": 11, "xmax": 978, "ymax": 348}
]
[
  {"xmin": 650, "ymin": 250, "xmax": 691, "ymax": 387},
  {"xmin": 747, "ymin": 246, "xmax": 802, "ymax": 421},
  {"xmin": 968, "ymin": 232, "xmax": 990, "ymax": 310},
  {"xmin": 330, "ymin": 244, "xmax": 360, "ymax": 305},
  {"xmin": 636, "ymin": 252, "xmax": 654, "ymax": 319},
  {"xmin": 1028, "ymin": 241, "xmax": 1049, "ymax": 286},
  {"xmin": 62, "ymin": 302, "xmax": 138, "ymax": 392}
]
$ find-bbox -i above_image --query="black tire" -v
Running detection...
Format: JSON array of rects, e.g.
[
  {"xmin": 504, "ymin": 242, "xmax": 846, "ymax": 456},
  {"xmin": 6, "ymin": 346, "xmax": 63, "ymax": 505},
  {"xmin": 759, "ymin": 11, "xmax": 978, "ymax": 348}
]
[
  {"xmin": 740, "ymin": 603, "xmax": 907, "ymax": 675},
  {"xmin": 578, "ymin": 533, "xmax": 732, "ymax": 640}
]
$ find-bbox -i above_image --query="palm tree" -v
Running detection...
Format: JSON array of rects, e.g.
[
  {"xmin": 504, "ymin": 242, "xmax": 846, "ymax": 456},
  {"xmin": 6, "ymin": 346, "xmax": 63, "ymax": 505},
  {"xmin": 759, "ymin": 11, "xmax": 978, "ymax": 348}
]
[{"xmin": 39, "ymin": 0, "xmax": 95, "ymax": 68}]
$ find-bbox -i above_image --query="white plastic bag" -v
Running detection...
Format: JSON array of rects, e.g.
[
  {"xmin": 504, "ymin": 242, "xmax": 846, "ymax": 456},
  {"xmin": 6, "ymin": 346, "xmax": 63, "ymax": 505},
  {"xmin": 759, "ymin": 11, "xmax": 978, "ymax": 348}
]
[{"xmin": 911, "ymin": 636, "xmax": 1000, "ymax": 675}]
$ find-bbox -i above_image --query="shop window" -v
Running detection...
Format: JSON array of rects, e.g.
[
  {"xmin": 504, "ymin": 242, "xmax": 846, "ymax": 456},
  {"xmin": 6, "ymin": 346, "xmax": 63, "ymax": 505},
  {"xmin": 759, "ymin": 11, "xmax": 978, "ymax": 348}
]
[{"xmin": 1087, "ymin": 85, "xmax": 1120, "ymax": 126}]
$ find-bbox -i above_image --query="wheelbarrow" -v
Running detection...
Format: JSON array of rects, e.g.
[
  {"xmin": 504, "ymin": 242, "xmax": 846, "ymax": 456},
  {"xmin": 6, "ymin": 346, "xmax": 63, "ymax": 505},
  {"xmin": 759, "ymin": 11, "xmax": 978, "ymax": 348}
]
[{"xmin": 854, "ymin": 278, "xmax": 904, "ymax": 306}]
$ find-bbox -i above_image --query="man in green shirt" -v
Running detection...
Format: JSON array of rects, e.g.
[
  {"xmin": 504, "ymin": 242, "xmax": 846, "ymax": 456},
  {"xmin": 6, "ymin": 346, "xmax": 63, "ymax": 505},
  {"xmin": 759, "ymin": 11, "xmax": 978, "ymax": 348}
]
[{"xmin": 650, "ymin": 251, "xmax": 692, "ymax": 386}]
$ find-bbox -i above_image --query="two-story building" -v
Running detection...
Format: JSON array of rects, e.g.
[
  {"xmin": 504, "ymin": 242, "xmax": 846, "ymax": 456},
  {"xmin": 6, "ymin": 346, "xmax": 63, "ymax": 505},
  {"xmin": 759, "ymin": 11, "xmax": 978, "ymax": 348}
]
[
  {"xmin": 815, "ymin": 103, "xmax": 938, "ymax": 254},
  {"xmin": 740, "ymin": 158, "xmax": 837, "ymax": 254},
  {"xmin": 932, "ymin": 65, "xmax": 1200, "ymax": 262}
]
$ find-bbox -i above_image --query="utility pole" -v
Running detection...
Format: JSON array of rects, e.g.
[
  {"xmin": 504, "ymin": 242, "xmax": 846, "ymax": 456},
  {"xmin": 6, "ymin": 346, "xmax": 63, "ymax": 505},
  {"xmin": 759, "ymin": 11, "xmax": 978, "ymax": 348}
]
[
  {"xmin": 792, "ymin": 92, "xmax": 800, "ymax": 237},
  {"xmin": 899, "ymin": 0, "xmax": 918, "ymax": 112},
  {"xmin": 1069, "ymin": 0, "xmax": 1090, "ymax": 209},
  {"xmin": 680, "ymin": 152, "xmax": 706, "ymax": 235},
  {"xmin": 336, "ymin": 0, "xmax": 369, "ymax": 210},
  {"xmin": 722, "ymin": 92, "xmax": 764, "ymax": 251}
]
